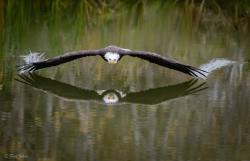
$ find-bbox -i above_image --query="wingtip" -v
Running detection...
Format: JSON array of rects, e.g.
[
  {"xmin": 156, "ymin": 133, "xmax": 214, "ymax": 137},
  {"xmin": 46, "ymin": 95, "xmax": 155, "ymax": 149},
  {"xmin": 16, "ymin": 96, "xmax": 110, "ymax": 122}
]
[
  {"xmin": 17, "ymin": 63, "xmax": 37, "ymax": 74},
  {"xmin": 188, "ymin": 67, "xmax": 208, "ymax": 80}
]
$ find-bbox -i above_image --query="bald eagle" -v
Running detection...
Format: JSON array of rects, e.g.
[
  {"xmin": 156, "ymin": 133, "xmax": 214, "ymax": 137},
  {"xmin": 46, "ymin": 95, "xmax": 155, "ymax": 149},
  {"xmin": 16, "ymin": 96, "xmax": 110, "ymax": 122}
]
[
  {"xmin": 16, "ymin": 74, "xmax": 207, "ymax": 105},
  {"xmin": 18, "ymin": 45, "xmax": 207, "ymax": 78}
]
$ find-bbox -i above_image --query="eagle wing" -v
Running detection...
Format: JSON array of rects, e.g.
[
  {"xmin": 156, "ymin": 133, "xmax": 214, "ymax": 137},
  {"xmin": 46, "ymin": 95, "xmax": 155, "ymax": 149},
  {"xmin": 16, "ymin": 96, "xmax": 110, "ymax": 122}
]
[
  {"xmin": 120, "ymin": 50, "xmax": 207, "ymax": 78},
  {"xmin": 17, "ymin": 49, "xmax": 105, "ymax": 73}
]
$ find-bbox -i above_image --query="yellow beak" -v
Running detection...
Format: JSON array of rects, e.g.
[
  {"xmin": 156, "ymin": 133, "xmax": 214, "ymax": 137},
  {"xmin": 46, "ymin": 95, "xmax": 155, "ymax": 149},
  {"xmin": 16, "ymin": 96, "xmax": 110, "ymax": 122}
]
[{"xmin": 109, "ymin": 60, "xmax": 117, "ymax": 64}]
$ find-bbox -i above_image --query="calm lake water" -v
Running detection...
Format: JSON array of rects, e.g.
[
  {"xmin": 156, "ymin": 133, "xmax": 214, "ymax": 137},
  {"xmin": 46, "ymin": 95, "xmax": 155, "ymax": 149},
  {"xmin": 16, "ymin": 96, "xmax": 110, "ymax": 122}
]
[{"xmin": 0, "ymin": 2, "xmax": 250, "ymax": 161}]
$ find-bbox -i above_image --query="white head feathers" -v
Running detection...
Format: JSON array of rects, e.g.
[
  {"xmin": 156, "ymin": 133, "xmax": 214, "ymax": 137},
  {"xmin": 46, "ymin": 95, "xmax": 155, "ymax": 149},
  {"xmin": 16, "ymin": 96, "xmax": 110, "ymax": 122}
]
[{"xmin": 104, "ymin": 52, "xmax": 120, "ymax": 64}]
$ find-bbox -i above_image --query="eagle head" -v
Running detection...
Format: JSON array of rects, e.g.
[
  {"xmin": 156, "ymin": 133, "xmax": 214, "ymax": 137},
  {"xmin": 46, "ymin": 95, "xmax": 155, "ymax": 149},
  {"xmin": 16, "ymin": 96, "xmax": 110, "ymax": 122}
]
[{"xmin": 104, "ymin": 52, "xmax": 120, "ymax": 64}]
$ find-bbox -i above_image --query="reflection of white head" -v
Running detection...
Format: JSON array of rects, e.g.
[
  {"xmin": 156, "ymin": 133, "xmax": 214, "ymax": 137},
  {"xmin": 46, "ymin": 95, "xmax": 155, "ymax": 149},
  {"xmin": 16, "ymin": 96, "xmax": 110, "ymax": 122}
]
[
  {"xmin": 103, "ymin": 92, "xmax": 119, "ymax": 104},
  {"xmin": 104, "ymin": 52, "xmax": 120, "ymax": 64}
]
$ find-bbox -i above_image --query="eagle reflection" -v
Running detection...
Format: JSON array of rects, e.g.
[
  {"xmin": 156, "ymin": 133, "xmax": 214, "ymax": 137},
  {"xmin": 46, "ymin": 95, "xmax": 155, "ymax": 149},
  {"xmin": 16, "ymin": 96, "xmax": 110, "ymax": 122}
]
[{"xmin": 16, "ymin": 74, "xmax": 207, "ymax": 105}]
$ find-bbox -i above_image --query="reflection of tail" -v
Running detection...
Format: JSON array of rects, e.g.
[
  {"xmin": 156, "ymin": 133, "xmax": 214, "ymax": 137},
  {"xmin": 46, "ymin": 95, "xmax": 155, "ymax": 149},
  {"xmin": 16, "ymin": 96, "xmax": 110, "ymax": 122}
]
[{"xmin": 195, "ymin": 58, "xmax": 237, "ymax": 79}]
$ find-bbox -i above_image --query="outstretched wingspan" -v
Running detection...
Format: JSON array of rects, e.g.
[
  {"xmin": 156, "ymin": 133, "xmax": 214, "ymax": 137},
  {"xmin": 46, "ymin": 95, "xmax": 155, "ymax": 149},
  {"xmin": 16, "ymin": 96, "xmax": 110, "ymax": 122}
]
[
  {"xmin": 17, "ymin": 45, "xmax": 208, "ymax": 79},
  {"xmin": 17, "ymin": 49, "xmax": 105, "ymax": 73},
  {"xmin": 120, "ymin": 50, "xmax": 207, "ymax": 78}
]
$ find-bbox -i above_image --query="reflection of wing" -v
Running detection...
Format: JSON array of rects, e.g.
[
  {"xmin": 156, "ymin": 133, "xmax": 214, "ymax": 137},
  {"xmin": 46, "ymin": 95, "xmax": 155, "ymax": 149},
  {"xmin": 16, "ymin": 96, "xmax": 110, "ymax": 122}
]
[
  {"xmin": 16, "ymin": 74, "xmax": 102, "ymax": 101},
  {"xmin": 16, "ymin": 74, "xmax": 207, "ymax": 105},
  {"xmin": 121, "ymin": 79, "xmax": 207, "ymax": 105}
]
